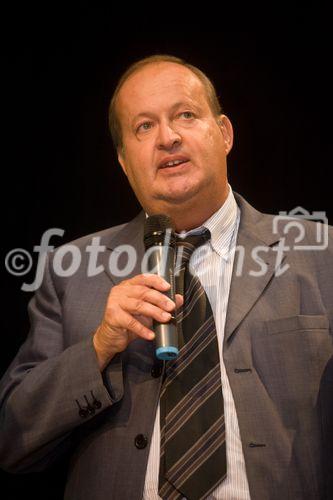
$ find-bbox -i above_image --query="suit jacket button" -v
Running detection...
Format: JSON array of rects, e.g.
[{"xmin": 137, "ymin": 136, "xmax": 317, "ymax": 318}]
[
  {"xmin": 151, "ymin": 363, "xmax": 163, "ymax": 378},
  {"xmin": 135, "ymin": 434, "xmax": 148, "ymax": 449}
]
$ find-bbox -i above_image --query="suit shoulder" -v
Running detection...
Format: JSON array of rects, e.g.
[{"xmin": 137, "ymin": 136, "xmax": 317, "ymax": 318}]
[
  {"xmin": 60, "ymin": 223, "xmax": 128, "ymax": 251},
  {"xmin": 53, "ymin": 212, "xmax": 144, "ymax": 253}
]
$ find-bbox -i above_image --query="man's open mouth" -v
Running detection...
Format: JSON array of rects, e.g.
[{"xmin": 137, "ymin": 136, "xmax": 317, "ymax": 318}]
[{"xmin": 159, "ymin": 159, "xmax": 190, "ymax": 169}]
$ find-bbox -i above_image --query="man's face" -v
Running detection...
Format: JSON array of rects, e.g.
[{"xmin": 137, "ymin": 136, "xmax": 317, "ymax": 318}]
[{"xmin": 116, "ymin": 62, "xmax": 233, "ymax": 218}]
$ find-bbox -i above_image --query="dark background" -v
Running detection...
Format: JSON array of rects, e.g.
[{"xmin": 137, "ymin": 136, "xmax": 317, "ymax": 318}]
[{"xmin": 2, "ymin": 6, "xmax": 332, "ymax": 499}]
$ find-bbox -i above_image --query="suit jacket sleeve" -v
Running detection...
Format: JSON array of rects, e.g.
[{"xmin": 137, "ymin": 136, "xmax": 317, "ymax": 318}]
[{"xmin": 0, "ymin": 252, "xmax": 122, "ymax": 473}]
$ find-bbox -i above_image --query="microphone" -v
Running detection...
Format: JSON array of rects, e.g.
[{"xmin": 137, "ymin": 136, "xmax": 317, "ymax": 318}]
[{"xmin": 144, "ymin": 214, "xmax": 178, "ymax": 360}]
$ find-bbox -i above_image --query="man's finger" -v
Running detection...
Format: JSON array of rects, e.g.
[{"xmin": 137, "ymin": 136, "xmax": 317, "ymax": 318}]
[
  {"xmin": 121, "ymin": 310, "xmax": 155, "ymax": 340},
  {"xmin": 175, "ymin": 294, "xmax": 184, "ymax": 309},
  {"xmin": 129, "ymin": 274, "xmax": 171, "ymax": 290},
  {"xmin": 120, "ymin": 298, "xmax": 172, "ymax": 323}
]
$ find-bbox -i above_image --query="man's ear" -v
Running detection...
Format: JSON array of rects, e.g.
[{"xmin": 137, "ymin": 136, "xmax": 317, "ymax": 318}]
[
  {"xmin": 217, "ymin": 114, "xmax": 234, "ymax": 155},
  {"xmin": 117, "ymin": 148, "xmax": 128, "ymax": 177}
]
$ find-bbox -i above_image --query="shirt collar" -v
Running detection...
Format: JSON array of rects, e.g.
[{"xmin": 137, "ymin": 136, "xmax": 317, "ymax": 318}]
[
  {"xmin": 176, "ymin": 184, "xmax": 238, "ymax": 261},
  {"xmin": 145, "ymin": 184, "xmax": 239, "ymax": 261}
]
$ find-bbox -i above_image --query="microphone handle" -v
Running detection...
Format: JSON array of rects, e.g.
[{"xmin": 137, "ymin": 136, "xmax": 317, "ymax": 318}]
[{"xmin": 148, "ymin": 245, "xmax": 178, "ymax": 360}]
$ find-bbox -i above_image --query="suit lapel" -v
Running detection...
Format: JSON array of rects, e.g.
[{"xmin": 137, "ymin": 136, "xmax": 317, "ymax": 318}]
[
  {"xmin": 224, "ymin": 193, "xmax": 286, "ymax": 342},
  {"xmin": 102, "ymin": 211, "xmax": 146, "ymax": 286}
]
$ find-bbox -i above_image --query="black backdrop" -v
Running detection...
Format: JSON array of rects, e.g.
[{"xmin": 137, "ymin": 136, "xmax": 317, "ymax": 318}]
[{"xmin": 2, "ymin": 6, "xmax": 332, "ymax": 499}]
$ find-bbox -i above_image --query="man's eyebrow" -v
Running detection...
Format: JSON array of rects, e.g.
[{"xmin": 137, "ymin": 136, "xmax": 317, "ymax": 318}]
[
  {"xmin": 169, "ymin": 101, "xmax": 197, "ymax": 112},
  {"xmin": 131, "ymin": 111, "xmax": 156, "ymax": 125}
]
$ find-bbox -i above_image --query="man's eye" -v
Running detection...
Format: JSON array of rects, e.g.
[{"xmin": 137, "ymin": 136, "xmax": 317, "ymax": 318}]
[
  {"xmin": 137, "ymin": 122, "xmax": 153, "ymax": 132},
  {"xmin": 179, "ymin": 111, "xmax": 194, "ymax": 119}
]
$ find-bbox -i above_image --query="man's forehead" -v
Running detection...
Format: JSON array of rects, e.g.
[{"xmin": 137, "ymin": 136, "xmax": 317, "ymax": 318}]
[
  {"xmin": 123, "ymin": 62, "xmax": 201, "ymax": 90},
  {"xmin": 117, "ymin": 62, "xmax": 206, "ymax": 116}
]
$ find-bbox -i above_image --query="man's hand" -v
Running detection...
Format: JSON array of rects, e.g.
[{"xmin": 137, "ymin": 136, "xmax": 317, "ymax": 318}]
[{"xmin": 93, "ymin": 274, "xmax": 183, "ymax": 371}]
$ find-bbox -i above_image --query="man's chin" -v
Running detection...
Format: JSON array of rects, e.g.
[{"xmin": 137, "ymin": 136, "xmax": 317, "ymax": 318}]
[
  {"xmin": 155, "ymin": 186, "xmax": 199, "ymax": 205},
  {"xmin": 152, "ymin": 172, "xmax": 204, "ymax": 202}
]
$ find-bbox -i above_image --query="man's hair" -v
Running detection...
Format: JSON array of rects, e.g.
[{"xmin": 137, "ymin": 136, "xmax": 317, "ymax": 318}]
[{"xmin": 108, "ymin": 54, "xmax": 223, "ymax": 151}]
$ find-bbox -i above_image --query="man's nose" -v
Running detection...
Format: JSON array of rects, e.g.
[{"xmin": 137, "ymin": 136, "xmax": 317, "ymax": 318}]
[{"xmin": 157, "ymin": 122, "xmax": 182, "ymax": 150}]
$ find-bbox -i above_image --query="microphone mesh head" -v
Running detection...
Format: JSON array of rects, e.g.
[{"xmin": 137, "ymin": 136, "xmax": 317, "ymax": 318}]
[
  {"xmin": 144, "ymin": 214, "xmax": 173, "ymax": 236},
  {"xmin": 144, "ymin": 214, "xmax": 175, "ymax": 249}
]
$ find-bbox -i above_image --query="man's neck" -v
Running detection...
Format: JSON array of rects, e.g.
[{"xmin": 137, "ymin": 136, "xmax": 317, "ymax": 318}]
[{"xmin": 166, "ymin": 186, "xmax": 230, "ymax": 232}]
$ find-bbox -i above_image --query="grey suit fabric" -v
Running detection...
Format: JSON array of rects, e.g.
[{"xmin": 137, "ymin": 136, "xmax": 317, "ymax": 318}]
[{"xmin": 0, "ymin": 192, "xmax": 332, "ymax": 500}]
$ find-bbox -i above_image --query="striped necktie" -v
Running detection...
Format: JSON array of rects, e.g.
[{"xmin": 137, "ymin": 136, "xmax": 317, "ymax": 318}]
[{"xmin": 158, "ymin": 229, "xmax": 227, "ymax": 500}]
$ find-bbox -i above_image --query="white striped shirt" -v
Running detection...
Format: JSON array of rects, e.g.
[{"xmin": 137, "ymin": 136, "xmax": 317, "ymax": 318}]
[{"xmin": 143, "ymin": 185, "xmax": 251, "ymax": 500}]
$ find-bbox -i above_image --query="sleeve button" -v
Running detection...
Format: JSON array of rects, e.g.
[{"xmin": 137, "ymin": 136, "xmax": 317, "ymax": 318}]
[
  {"xmin": 87, "ymin": 405, "xmax": 95, "ymax": 416},
  {"xmin": 93, "ymin": 400, "xmax": 102, "ymax": 409},
  {"xmin": 79, "ymin": 408, "xmax": 88, "ymax": 418}
]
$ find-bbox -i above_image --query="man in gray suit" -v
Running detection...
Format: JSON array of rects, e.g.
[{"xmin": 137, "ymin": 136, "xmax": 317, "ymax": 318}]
[{"xmin": 0, "ymin": 55, "xmax": 332, "ymax": 500}]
